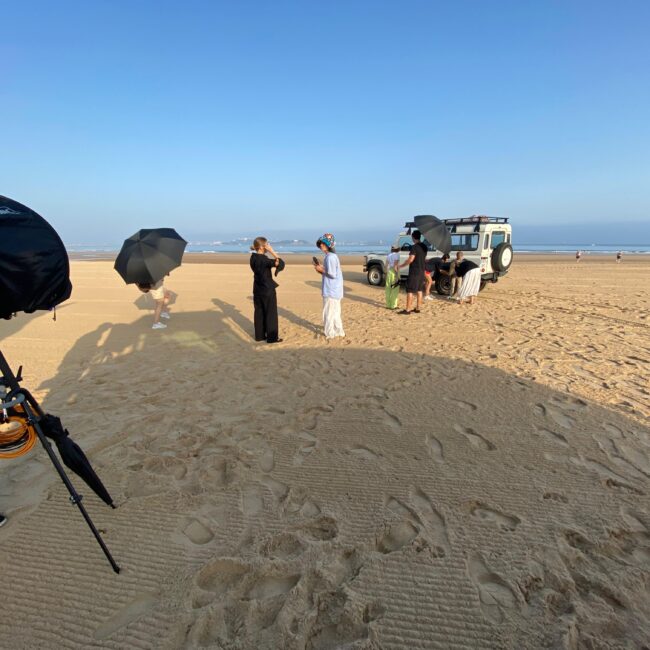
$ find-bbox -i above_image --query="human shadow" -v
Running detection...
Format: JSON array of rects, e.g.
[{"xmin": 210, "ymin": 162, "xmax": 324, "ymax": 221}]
[
  {"xmin": 212, "ymin": 297, "xmax": 254, "ymax": 339},
  {"xmin": 2, "ymin": 312, "xmax": 650, "ymax": 649},
  {"xmin": 0, "ymin": 303, "xmax": 71, "ymax": 342}
]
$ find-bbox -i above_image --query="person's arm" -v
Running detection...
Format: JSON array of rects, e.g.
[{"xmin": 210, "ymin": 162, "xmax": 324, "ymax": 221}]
[
  {"xmin": 399, "ymin": 254, "xmax": 415, "ymax": 269},
  {"xmin": 320, "ymin": 255, "xmax": 336, "ymax": 279},
  {"xmin": 264, "ymin": 244, "xmax": 280, "ymax": 266}
]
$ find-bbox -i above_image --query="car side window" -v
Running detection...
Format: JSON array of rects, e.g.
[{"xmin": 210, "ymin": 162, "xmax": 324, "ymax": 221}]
[
  {"xmin": 491, "ymin": 231, "xmax": 506, "ymax": 248},
  {"xmin": 399, "ymin": 236, "xmax": 412, "ymax": 251}
]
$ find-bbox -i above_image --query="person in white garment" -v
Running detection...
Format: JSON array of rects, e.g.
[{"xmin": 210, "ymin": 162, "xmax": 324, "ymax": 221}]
[
  {"xmin": 313, "ymin": 233, "xmax": 345, "ymax": 339},
  {"xmin": 136, "ymin": 274, "xmax": 172, "ymax": 329}
]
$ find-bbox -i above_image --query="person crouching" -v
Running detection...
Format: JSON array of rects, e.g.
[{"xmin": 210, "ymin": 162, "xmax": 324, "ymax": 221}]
[
  {"xmin": 137, "ymin": 277, "xmax": 172, "ymax": 330},
  {"xmin": 453, "ymin": 252, "xmax": 481, "ymax": 305}
]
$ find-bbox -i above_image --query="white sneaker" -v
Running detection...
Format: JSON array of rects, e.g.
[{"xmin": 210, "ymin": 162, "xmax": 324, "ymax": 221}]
[
  {"xmin": 424, "ymin": 295, "xmax": 434, "ymax": 301},
  {"xmin": 152, "ymin": 322, "xmax": 167, "ymax": 330},
  {"xmin": 160, "ymin": 311, "xmax": 171, "ymax": 319}
]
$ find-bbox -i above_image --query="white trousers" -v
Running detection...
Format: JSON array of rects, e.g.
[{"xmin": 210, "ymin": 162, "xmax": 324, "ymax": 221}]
[
  {"xmin": 457, "ymin": 268, "xmax": 481, "ymax": 299},
  {"xmin": 323, "ymin": 297, "xmax": 345, "ymax": 338}
]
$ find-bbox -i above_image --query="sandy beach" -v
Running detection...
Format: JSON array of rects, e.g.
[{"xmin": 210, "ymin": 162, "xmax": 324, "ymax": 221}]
[{"xmin": 1, "ymin": 254, "xmax": 649, "ymax": 649}]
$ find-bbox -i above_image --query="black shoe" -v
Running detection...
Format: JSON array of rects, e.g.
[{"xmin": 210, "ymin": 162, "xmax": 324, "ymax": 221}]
[
  {"xmin": 398, "ymin": 310, "xmax": 410, "ymax": 315},
  {"xmin": 0, "ymin": 514, "xmax": 6, "ymax": 528},
  {"xmin": 413, "ymin": 309, "xmax": 421, "ymax": 313},
  {"xmin": 267, "ymin": 338, "xmax": 283, "ymax": 344},
  {"xmin": 255, "ymin": 338, "xmax": 265, "ymax": 342}
]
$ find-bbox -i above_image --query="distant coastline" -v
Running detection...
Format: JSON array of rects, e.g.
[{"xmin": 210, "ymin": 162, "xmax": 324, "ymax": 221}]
[{"xmin": 66, "ymin": 242, "xmax": 650, "ymax": 258}]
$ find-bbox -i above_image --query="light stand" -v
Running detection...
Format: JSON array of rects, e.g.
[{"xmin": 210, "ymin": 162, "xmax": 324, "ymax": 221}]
[{"xmin": 0, "ymin": 349, "xmax": 120, "ymax": 573}]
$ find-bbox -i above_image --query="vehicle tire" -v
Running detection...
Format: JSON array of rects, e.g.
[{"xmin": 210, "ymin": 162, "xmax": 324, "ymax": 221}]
[
  {"xmin": 435, "ymin": 274, "xmax": 451, "ymax": 296},
  {"xmin": 367, "ymin": 265, "xmax": 384, "ymax": 286},
  {"xmin": 491, "ymin": 243, "xmax": 513, "ymax": 273},
  {"xmin": 479, "ymin": 279, "xmax": 487, "ymax": 292}
]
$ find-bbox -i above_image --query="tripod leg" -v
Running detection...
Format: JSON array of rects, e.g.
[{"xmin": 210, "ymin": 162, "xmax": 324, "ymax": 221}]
[{"xmin": 25, "ymin": 406, "xmax": 121, "ymax": 573}]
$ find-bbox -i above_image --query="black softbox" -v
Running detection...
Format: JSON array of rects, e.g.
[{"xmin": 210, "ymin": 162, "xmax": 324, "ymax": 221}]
[{"xmin": 0, "ymin": 196, "xmax": 72, "ymax": 319}]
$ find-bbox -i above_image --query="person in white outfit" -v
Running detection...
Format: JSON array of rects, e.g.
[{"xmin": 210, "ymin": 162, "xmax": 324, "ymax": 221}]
[
  {"xmin": 136, "ymin": 275, "xmax": 172, "ymax": 329},
  {"xmin": 313, "ymin": 233, "xmax": 345, "ymax": 339}
]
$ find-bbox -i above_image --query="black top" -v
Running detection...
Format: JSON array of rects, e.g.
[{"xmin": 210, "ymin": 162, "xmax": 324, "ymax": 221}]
[
  {"xmin": 455, "ymin": 259, "xmax": 479, "ymax": 278},
  {"xmin": 250, "ymin": 253, "xmax": 278, "ymax": 294},
  {"xmin": 408, "ymin": 242, "xmax": 428, "ymax": 277},
  {"xmin": 425, "ymin": 256, "xmax": 447, "ymax": 273}
]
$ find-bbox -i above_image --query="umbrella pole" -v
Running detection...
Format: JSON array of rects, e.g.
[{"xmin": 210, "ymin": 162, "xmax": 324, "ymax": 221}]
[{"xmin": 0, "ymin": 350, "xmax": 121, "ymax": 574}]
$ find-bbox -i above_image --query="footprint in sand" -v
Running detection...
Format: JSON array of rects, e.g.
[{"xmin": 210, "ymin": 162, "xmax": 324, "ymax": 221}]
[
  {"xmin": 241, "ymin": 484, "xmax": 265, "ymax": 516},
  {"xmin": 380, "ymin": 493, "xmax": 450, "ymax": 556},
  {"xmin": 349, "ymin": 445, "xmax": 381, "ymax": 461},
  {"xmin": 467, "ymin": 554, "xmax": 520, "ymax": 624},
  {"xmin": 410, "ymin": 487, "xmax": 450, "ymax": 556},
  {"xmin": 182, "ymin": 518, "xmax": 215, "ymax": 545},
  {"xmin": 453, "ymin": 424, "xmax": 496, "ymax": 451},
  {"xmin": 258, "ymin": 532, "xmax": 306, "ymax": 560},
  {"xmin": 534, "ymin": 426, "xmax": 569, "ymax": 447},
  {"xmin": 449, "ymin": 398, "xmax": 479, "ymax": 412},
  {"xmin": 570, "ymin": 456, "xmax": 644, "ymax": 494},
  {"xmin": 464, "ymin": 501, "xmax": 521, "ymax": 531},
  {"xmin": 293, "ymin": 432, "xmax": 318, "ymax": 466},
  {"xmin": 535, "ymin": 403, "xmax": 575, "ymax": 430},
  {"xmin": 425, "ymin": 433, "xmax": 444, "ymax": 462},
  {"xmin": 94, "ymin": 592, "xmax": 158, "ymax": 640}
]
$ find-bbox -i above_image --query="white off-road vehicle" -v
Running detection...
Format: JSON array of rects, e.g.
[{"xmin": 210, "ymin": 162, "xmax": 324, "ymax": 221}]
[{"xmin": 363, "ymin": 216, "xmax": 513, "ymax": 295}]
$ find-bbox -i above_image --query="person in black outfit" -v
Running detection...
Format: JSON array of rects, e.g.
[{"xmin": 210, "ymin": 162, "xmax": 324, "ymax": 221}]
[
  {"xmin": 250, "ymin": 237, "xmax": 283, "ymax": 343},
  {"xmin": 398, "ymin": 229, "xmax": 428, "ymax": 314}
]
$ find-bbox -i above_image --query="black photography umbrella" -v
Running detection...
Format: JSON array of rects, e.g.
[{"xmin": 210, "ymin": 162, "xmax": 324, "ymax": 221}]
[
  {"xmin": 0, "ymin": 195, "xmax": 120, "ymax": 572},
  {"xmin": 114, "ymin": 228, "xmax": 187, "ymax": 285},
  {"xmin": 414, "ymin": 214, "xmax": 452, "ymax": 255},
  {"xmin": 0, "ymin": 195, "xmax": 72, "ymax": 319},
  {"xmin": 39, "ymin": 414, "xmax": 114, "ymax": 506}
]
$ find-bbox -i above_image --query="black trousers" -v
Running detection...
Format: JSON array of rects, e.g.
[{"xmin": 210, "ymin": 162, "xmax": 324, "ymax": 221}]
[{"xmin": 253, "ymin": 291, "xmax": 279, "ymax": 342}]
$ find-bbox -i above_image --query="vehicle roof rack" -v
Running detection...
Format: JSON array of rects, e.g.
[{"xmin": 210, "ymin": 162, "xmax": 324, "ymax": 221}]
[{"xmin": 404, "ymin": 215, "xmax": 509, "ymax": 233}]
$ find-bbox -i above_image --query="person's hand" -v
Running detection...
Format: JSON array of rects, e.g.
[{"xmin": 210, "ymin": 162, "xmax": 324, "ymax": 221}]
[{"xmin": 314, "ymin": 263, "xmax": 325, "ymax": 273}]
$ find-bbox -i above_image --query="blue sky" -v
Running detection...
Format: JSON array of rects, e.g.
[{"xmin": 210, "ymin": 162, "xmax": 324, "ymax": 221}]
[{"xmin": 2, "ymin": 0, "xmax": 649, "ymax": 244}]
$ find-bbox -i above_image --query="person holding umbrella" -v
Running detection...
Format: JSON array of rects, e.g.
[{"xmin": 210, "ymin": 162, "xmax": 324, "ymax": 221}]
[
  {"xmin": 250, "ymin": 237, "xmax": 283, "ymax": 344},
  {"xmin": 114, "ymin": 228, "xmax": 187, "ymax": 331},
  {"xmin": 136, "ymin": 277, "xmax": 172, "ymax": 329}
]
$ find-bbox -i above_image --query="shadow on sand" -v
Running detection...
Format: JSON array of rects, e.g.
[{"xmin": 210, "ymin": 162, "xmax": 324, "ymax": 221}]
[{"xmin": 0, "ymin": 307, "xmax": 649, "ymax": 649}]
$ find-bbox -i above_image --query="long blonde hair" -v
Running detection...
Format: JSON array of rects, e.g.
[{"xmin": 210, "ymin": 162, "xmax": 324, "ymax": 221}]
[{"xmin": 251, "ymin": 236, "xmax": 268, "ymax": 252}]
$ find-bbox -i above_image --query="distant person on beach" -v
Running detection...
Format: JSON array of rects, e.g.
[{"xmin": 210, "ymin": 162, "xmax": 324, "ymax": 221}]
[
  {"xmin": 250, "ymin": 237, "xmax": 282, "ymax": 344},
  {"xmin": 385, "ymin": 245, "xmax": 400, "ymax": 309},
  {"xmin": 453, "ymin": 252, "xmax": 481, "ymax": 305},
  {"xmin": 424, "ymin": 253, "xmax": 450, "ymax": 301},
  {"xmin": 137, "ymin": 275, "xmax": 172, "ymax": 330},
  {"xmin": 616, "ymin": 251, "xmax": 622, "ymax": 264},
  {"xmin": 398, "ymin": 230, "xmax": 427, "ymax": 314},
  {"xmin": 314, "ymin": 233, "xmax": 345, "ymax": 339},
  {"xmin": 576, "ymin": 250, "xmax": 582, "ymax": 262}
]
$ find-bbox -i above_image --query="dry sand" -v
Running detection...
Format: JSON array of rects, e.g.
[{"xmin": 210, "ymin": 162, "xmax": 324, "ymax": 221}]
[{"xmin": 0, "ymin": 254, "xmax": 649, "ymax": 649}]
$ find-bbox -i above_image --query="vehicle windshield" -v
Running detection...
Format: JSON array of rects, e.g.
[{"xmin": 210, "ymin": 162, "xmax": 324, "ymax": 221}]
[{"xmin": 451, "ymin": 233, "xmax": 479, "ymax": 251}]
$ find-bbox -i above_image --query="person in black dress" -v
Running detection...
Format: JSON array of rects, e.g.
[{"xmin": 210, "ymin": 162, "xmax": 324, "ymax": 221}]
[
  {"xmin": 398, "ymin": 229, "xmax": 428, "ymax": 314},
  {"xmin": 250, "ymin": 237, "xmax": 283, "ymax": 343}
]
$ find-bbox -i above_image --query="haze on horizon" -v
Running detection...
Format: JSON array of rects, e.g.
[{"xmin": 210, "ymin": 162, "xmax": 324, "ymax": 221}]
[{"xmin": 2, "ymin": 1, "xmax": 649, "ymax": 246}]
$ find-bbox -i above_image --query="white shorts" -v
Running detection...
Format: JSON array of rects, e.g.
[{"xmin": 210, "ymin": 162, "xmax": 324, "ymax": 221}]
[{"xmin": 150, "ymin": 285, "xmax": 165, "ymax": 300}]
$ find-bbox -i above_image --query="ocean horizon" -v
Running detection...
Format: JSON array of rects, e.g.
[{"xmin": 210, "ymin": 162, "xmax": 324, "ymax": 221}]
[{"xmin": 66, "ymin": 242, "xmax": 650, "ymax": 256}]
